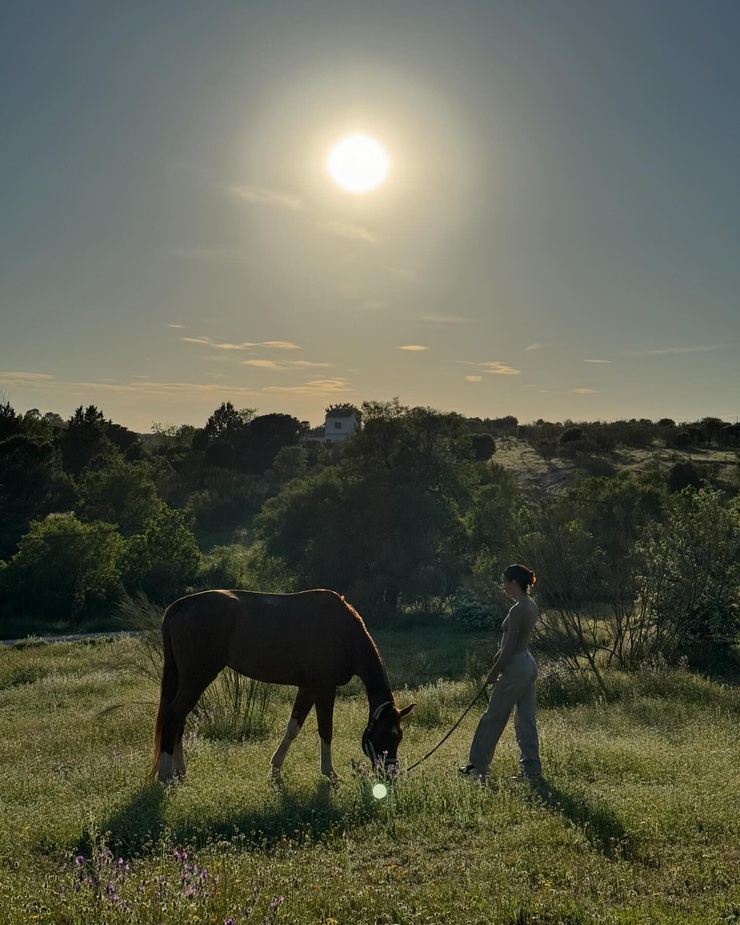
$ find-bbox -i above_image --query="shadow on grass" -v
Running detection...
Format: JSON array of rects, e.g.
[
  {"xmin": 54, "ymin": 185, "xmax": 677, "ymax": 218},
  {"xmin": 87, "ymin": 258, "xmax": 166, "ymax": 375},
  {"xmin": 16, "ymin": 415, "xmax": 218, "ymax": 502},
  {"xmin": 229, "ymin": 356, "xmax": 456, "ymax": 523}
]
[
  {"xmin": 72, "ymin": 777, "xmax": 378, "ymax": 859},
  {"xmin": 75, "ymin": 783, "xmax": 168, "ymax": 858},
  {"xmin": 524, "ymin": 778, "xmax": 638, "ymax": 862}
]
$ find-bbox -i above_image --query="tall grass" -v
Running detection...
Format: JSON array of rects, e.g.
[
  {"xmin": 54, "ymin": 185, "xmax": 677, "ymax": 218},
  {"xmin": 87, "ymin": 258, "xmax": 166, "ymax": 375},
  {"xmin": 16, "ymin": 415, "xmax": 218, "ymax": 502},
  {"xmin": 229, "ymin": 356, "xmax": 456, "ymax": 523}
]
[{"xmin": 1, "ymin": 631, "xmax": 739, "ymax": 923}]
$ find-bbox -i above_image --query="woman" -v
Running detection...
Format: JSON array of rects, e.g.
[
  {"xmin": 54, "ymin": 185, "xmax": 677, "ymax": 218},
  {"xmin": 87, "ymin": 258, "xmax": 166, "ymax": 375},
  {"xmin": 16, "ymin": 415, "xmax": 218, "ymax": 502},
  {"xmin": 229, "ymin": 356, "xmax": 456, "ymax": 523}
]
[{"xmin": 459, "ymin": 563, "xmax": 542, "ymax": 781}]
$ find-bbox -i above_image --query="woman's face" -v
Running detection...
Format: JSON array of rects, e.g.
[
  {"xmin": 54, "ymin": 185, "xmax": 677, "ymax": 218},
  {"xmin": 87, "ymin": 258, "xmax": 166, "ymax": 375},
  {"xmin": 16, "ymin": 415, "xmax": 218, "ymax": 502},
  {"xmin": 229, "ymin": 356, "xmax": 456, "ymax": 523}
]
[{"xmin": 501, "ymin": 575, "xmax": 515, "ymax": 597}]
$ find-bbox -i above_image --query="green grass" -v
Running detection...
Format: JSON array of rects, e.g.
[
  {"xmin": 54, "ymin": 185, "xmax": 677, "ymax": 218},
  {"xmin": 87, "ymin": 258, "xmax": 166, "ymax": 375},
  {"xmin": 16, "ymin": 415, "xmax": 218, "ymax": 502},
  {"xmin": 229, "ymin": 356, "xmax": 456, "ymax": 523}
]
[{"xmin": 1, "ymin": 632, "xmax": 739, "ymax": 924}]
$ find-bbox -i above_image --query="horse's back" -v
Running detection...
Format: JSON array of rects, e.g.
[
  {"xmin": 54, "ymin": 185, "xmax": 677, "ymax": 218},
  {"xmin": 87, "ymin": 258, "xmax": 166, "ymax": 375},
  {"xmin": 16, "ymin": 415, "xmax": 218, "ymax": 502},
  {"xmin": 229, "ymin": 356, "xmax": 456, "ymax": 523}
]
[{"xmin": 164, "ymin": 588, "xmax": 360, "ymax": 687}]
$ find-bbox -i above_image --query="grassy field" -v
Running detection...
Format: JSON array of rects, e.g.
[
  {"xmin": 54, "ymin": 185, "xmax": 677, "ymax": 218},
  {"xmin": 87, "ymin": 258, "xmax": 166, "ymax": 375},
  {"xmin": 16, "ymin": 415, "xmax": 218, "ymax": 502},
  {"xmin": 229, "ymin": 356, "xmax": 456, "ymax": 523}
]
[
  {"xmin": 493, "ymin": 436, "xmax": 740, "ymax": 495},
  {"xmin": 1, "ymin": 630, "xmax": 739, "ymax": 924}
]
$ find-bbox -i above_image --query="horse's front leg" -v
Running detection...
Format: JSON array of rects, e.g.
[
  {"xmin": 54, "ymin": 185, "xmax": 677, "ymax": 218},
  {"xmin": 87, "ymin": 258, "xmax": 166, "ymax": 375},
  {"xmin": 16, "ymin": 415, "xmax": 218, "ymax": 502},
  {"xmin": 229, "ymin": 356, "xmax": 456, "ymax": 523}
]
[
  {"xmin": 314, "ymin": 688, "xmax": 338, "ymax": 780},
  {"xmin": 270, "ymin": 687, "xmax": 315, "ymax": 778}
]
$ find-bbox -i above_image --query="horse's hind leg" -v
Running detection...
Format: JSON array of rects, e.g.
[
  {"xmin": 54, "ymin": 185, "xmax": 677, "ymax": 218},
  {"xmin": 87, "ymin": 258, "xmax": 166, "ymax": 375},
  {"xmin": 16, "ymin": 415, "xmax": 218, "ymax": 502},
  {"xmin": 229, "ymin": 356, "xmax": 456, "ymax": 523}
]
[
  {"xmin": 270, "ymin": 687, "xmax": 315, "ymax": 779},
  {"xmin": 173, "ymin": 721, "xmax": 187, "ymax": 779},
  {"xmin": 159, "ymin": 667, "xmax": 221, "ymax": 782}
]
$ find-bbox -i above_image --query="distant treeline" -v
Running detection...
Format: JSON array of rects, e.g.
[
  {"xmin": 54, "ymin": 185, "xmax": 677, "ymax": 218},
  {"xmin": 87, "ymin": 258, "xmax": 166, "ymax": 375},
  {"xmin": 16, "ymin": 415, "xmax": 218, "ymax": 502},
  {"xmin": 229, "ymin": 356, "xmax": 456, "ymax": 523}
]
[{"xmin": 0, "ymin": 398, "xmax": 738, "ymax": 671}]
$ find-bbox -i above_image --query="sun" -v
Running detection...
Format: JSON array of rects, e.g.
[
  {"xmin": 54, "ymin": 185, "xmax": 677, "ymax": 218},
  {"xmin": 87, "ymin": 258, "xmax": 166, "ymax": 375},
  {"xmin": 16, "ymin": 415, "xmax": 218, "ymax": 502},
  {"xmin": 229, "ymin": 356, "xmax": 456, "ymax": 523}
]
[{"xmin": 326, "ymin": 134, "xmax": 390, "ymax": 193}]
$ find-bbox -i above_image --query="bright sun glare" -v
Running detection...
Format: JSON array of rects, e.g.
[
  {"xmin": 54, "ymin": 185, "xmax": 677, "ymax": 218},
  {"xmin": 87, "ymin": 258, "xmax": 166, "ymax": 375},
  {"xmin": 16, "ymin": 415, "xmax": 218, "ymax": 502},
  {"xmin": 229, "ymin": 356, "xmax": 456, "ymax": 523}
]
[{"xmin": 326, "ymin": 134, "xmax": 390, "ymax": 193}]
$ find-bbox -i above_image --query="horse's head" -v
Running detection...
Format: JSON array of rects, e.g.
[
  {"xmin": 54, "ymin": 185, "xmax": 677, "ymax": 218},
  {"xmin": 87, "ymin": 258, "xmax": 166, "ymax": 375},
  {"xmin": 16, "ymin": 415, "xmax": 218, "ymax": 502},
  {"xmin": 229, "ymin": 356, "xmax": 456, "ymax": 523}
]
[{"xmin": 362, "ymin": 700, "xmax": 415, "ymax": 773}]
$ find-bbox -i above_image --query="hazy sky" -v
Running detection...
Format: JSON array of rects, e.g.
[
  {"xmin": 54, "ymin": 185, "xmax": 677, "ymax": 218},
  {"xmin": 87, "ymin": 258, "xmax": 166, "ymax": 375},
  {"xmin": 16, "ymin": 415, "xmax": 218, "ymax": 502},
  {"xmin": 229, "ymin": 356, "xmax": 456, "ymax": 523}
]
[{"xmin": 2, "ymin": 1, "xmax": 739, "ymax": 432}]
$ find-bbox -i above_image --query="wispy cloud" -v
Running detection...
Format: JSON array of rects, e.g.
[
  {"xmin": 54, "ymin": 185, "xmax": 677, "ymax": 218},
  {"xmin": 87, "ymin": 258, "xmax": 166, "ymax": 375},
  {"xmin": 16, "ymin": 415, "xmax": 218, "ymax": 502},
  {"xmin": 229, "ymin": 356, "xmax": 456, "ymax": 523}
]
[
  {"xmin": 244, "ymin": 360, "xmax": 281, "ymax": 369},
  {"xmin": 317, "ymin": 220, "xmax": 378, "ymax": 245},
  {"xmin": 181, "ymin": 337, "xmax": 302, "ymax": 352},
  {"xmin": 399, "ymin": 345, "xmax": 427, "ymax": 352},
  {"xmin": 243, "ymin": 358, "xmax": 331, "ymax": 372},
  {"xmin": 628, "ymin": 345, "xmax": 726, "ymax": 357},
  {"xmin": 0, "ymin": 371, "xmax": 260, "ymax": 399},
  {"xmin": 585, "ymin": 359, "xmax": 612, "ymax": 364},
  {"xmin": 574, "ymin": 388, "xmax": 595, "ymax": 394},
  {"xmin": 525, "ymin": 343, "xmax": 544, "ymax": 351},
  {"xmin": 263, "ymin": 378, "xmax": 351, "ymax": 395},
  {"xmin": 465, "ymin": 375, "xmax": 483, "ymax": 382},
  {"xmin": 478, "ymin": 362, "xmax": 521, "ymax": 376},
  {"xmin": 0, "ymin": 371, "xmax": 54, "ymax": 385},
  {"xmin": 181, "ymin": 337, "xmax": 259, "ymax": 350},
  {"xmin": 168, "ymin": 324, "xmax": 185, "ymax": 329},
  {"xmin": 227, "ymin": 185, "xmax": 302, "ymax": 211}
]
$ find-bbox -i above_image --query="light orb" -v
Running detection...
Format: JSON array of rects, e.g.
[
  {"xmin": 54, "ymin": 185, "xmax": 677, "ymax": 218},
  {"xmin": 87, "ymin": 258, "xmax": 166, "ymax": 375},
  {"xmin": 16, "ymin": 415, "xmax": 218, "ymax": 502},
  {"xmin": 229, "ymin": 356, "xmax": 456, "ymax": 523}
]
[{"xmin": 372, "ymin": 782, "xmax": 388, "ymax": 800}]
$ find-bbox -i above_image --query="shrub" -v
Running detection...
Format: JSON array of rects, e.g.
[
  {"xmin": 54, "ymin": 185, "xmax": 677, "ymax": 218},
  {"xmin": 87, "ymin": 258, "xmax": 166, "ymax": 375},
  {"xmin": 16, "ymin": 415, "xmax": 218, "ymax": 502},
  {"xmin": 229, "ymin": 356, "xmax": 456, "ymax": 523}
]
[
  {"xmin": 196, "ymin": 544, "xmax": 253, "ymax": 589},
  {"xmin": 121, "ymin": 506, "xmax": 200, "ymax": 604},
  {"xmin": 0, "ymin": 514, "xmax": 123, "ymax": 630},
  {"xmin": 449, "ymin": 592, "xmax": 496, "ymax": 630}
]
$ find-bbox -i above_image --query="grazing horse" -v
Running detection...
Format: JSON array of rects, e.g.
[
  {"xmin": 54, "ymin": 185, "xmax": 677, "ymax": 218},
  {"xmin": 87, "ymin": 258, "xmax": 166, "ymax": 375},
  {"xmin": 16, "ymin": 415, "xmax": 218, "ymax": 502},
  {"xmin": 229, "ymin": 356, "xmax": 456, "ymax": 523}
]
[{"xmin": 151, "ymin": 588, "xmax": 414, "ymax": 783}]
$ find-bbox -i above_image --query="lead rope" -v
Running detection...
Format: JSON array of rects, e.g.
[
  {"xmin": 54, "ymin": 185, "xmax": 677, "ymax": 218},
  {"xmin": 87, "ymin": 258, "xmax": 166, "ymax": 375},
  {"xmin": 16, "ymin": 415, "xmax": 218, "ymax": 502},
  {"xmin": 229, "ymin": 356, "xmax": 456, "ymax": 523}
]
[{"xmin": 404, "ymin": 683, "xmax": 490, "ymax": 774}]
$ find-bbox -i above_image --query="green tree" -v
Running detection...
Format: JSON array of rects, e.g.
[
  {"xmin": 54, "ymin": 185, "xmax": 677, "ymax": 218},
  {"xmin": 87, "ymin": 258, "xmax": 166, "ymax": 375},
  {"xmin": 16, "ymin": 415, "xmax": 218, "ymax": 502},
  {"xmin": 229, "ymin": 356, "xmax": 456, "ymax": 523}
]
[
  {"xmin": 121, "ymin": 506, "xmax": 201, "ymax": 603},
  {"xmin": 0, "ymin": 435, "xmax": 76, "ymax": 559},
  {"xmin": 633, "ymin": 488, "xmax": 740, "ymax": 662},
  {"xmin": 471, "ymin": 433, "xmax": 496, "ymax": 461},
  {"xmin": 58, "ymin": 405, "xmax": 118, "ymax": 477},
  {"xmin": 466, "ymin": 463, "xmax": 522, "ymax": 599},
  {"xmin": 0, "ymin": 401, "xmax": 21, "ymax": 441},
  {"xmin": 272, "ymin": 445, "xmax": 309, "ymax": 482},
  {"xmin": 257, "ymin": 406, "xmax": 478, "ymax": 612},
  {"xmin": 78, "ymin": 458, "xmax": 163, "ymax": 536},
  {"xmin": 238, "ymin": 413, "xmax": 309, "ymax": 474},
  {"xmin": 0, "ymin": 514, "xmax": 123, "ymax": 629},
  {"xmin": 202, "ymin": 402, "xmax": 256, "ymax": 441}
]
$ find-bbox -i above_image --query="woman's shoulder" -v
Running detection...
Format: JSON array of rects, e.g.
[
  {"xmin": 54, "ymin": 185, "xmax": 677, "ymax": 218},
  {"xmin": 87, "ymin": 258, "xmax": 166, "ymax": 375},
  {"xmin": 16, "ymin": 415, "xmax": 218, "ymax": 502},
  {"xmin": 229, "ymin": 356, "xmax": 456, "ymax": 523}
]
[{"xmin": 512, "ymin": 597, "xmax": 538, "ymax": 618}]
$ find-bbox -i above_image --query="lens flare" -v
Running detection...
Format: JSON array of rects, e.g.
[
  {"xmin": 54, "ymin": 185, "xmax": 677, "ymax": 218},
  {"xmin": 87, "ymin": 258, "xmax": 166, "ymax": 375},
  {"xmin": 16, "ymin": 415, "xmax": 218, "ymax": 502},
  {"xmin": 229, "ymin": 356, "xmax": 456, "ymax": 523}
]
[{"xmin": 372, "ymin": 783, "xmax": 388, "ymax": 800}]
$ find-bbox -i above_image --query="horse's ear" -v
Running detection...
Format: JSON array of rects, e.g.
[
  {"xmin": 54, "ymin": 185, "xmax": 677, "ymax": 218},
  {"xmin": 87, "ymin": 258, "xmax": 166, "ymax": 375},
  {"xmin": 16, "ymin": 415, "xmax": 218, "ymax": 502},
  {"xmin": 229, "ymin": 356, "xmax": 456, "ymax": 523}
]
[{"xmin": 399, "ymin": 703, "xmax": 415, "ymax": 718}]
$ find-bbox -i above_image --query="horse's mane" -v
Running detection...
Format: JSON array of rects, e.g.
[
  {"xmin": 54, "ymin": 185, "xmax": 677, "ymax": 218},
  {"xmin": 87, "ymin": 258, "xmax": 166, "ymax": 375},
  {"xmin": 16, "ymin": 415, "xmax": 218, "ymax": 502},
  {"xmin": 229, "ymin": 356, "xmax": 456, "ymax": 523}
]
[{"xmin": 339, "ymin": 595, "xmax": 392, "ymax": 698}]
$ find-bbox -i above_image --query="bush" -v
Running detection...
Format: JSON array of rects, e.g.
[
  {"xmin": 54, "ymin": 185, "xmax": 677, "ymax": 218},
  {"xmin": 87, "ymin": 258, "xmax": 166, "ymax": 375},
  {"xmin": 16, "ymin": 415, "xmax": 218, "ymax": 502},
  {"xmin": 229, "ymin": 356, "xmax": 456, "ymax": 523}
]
[
  {"xmin": 449, "ymin": 592, "xmax": 496, "ymax": 630},
  {"xmin": 196, "ymin": 544, "xmax": 253, "ymax": 589},
  {"xmin": 0, "ymin": 514, "xmax": 123, "ymax": 631},
  {"xmin": 121, "ymin": 507, "xmax": 200, "ymax": 604}
]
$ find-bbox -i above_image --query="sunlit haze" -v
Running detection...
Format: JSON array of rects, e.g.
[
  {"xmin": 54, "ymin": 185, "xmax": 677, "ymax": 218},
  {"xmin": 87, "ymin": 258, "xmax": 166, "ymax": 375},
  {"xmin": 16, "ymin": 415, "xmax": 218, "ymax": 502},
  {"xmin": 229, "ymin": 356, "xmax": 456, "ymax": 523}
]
[{"xmin": 1, "ymin": 1, "xmax": 739, "ymax": 432}]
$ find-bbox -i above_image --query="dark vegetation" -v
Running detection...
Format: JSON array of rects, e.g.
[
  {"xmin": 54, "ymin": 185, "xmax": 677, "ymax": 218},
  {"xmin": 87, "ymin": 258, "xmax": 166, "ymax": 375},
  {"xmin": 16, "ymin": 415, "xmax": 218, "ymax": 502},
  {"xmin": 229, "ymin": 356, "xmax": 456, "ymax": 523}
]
[{"xmin": 0, "ymin": 398, "xmax": 738, "ymax": 677}]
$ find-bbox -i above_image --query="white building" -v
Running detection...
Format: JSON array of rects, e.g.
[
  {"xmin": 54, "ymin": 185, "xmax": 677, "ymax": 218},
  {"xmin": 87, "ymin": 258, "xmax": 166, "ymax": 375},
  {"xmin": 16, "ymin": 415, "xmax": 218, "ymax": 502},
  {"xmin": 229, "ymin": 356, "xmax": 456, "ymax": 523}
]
[{"xmin": 324, "ymin": 406, "xmax": 358, "ymax": 442}]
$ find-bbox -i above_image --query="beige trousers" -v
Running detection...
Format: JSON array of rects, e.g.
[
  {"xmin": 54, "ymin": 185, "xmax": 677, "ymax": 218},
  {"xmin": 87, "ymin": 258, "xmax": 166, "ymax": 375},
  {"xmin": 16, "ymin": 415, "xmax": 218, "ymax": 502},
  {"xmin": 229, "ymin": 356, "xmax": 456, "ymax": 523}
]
[{"xmin": 469, "ymin": 651, "xmax": 541, "ymax": 778}]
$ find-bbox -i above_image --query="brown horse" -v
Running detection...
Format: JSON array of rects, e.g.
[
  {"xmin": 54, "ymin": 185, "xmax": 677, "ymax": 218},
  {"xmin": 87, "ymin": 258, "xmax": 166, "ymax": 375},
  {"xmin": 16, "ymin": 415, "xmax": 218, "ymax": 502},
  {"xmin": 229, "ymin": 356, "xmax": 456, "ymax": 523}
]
[{"xmin": 151, "ymin": 588, "xmax": 414, "ymax": 782}]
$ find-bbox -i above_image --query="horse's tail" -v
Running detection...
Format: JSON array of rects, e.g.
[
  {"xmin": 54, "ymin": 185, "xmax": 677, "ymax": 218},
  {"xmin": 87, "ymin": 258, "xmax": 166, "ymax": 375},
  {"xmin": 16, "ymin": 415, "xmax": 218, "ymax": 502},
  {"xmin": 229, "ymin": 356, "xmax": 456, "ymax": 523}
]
[{"xmin": 150, "ymin": 606, "xmax": 178, "ymax": 781}]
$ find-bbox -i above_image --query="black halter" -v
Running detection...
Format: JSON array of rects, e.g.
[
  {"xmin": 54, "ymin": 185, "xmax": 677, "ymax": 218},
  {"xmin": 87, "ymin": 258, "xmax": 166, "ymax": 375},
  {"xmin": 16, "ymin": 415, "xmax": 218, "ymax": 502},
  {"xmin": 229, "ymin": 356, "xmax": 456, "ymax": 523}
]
[{"xmin": 362, "ymin": 700, "xmax": 393, "ymax": 763}]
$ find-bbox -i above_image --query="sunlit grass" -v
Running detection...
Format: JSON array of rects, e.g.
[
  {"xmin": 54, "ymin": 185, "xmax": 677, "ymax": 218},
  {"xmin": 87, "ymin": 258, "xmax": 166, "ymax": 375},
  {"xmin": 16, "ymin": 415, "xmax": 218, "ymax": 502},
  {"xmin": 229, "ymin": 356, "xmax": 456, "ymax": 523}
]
[{"xmin": 1, "ymin": 634, "xmax": 739, "ymax": 923}]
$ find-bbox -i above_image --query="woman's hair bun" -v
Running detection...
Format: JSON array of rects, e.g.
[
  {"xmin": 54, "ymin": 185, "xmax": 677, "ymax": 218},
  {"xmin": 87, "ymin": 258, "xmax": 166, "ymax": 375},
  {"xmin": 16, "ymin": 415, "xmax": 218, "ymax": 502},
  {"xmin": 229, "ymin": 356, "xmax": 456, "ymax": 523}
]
[{"xmin": 504, "ymin": 563, "xmax": 536, "ymax": 590}]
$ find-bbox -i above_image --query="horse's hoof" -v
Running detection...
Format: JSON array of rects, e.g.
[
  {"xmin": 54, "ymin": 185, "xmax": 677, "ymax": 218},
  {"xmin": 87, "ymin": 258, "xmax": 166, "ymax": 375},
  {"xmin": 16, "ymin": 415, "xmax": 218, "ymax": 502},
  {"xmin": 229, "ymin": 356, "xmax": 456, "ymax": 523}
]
[{"xmin": 268, "ymin": 765, "xmax": 283, "ymax": 783}]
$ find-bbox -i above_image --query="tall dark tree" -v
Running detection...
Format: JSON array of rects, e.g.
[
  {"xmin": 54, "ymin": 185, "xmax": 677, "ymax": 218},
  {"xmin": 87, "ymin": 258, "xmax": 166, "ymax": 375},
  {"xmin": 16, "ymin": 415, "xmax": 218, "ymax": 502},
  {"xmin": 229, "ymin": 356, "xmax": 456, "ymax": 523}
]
[
  {"xmin": 0, "ymin": 401, "xmax": 21, "ymax": 442},
  {"xmin": 78, "ymin": 458, "xmax": 163, "ymax": 536},
  {"xmin": 58, "ymin": 406, "xmax": 117, "ymax": 477},
  {"xmin": 238, "ymin": 413, "xmax": 309, "ymax": 474},
  {"xmin": 0, "ymin": 435, "xmax": 76, "ymax": 559},
  {"xmin": 257, "ymin": 406, "xmax": 478, "ymax": 612}
]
